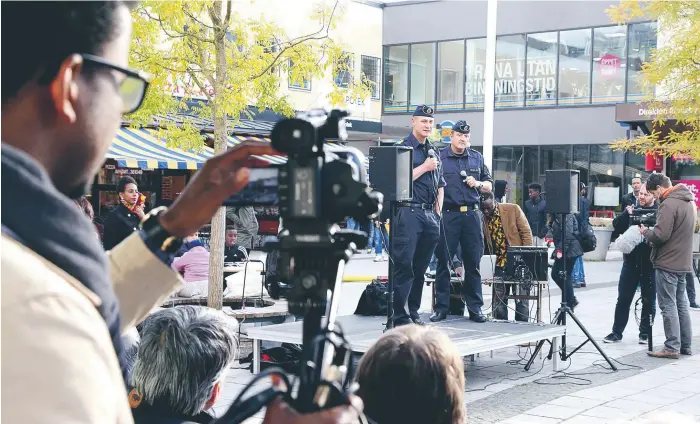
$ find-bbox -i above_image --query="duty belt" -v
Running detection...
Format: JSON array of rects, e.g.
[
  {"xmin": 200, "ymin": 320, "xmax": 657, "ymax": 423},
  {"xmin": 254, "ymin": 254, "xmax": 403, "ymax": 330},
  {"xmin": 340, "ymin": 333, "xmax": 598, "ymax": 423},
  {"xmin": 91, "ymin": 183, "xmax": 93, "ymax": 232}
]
[
  {"xmin": 398, "ymin": 202, "xmax": 433, "ymax": 210},
  {"xmin": 444, "ymin": 204, "xmax": 478, "ymax": 213}
]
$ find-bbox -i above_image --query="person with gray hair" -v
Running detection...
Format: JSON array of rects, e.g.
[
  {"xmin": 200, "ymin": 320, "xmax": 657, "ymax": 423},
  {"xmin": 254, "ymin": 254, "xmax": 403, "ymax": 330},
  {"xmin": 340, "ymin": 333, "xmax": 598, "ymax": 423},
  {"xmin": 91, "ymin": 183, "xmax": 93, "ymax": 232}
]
[{"xmin": 129, "ymin": 306, "xmax": 237, "ymax": 423}]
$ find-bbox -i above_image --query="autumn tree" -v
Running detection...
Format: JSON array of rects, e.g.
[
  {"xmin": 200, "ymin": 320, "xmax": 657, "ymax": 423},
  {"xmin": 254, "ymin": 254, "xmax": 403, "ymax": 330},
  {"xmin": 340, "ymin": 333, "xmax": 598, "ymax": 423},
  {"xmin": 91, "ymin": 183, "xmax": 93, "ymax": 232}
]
[
  {"xmin": 607, "ymin": 1, "xmax": 700, "ymax": 159},
  {"xmin": 130, "ymin": 0, "xmax": 372, "ymax": 309}
]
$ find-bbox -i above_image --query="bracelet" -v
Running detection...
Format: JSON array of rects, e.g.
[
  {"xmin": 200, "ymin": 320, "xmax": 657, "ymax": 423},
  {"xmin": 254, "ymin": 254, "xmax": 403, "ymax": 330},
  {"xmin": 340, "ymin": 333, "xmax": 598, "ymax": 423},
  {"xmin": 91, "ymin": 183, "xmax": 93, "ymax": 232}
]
[{"xmin": 139, "ymin": 206, "xmax": 184, "ymax": 255}]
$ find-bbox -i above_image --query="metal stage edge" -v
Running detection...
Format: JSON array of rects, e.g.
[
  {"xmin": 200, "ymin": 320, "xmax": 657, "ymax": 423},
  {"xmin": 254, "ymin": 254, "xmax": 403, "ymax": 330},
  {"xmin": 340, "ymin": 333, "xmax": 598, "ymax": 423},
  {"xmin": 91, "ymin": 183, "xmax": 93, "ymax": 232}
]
[{"xmin": 245, "ymin": 314, "xmax": 566, "ymax": 374}]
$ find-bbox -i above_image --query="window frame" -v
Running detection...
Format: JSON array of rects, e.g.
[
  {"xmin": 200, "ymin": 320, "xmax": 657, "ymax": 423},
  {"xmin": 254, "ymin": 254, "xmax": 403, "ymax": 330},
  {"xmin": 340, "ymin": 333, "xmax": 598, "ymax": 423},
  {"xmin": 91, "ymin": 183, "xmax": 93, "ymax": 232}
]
[{"xmin": 360, "ymin": 55, "xmax": 382, "ymax": 100}]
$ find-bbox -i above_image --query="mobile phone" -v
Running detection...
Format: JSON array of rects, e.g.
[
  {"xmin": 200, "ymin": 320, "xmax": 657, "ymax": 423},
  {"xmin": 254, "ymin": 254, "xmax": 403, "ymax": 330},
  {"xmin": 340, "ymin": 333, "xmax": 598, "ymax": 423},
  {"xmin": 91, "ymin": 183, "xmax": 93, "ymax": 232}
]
[{"xmin": 222, "ymin": 163, "xmax": 280, "ymax": 207}]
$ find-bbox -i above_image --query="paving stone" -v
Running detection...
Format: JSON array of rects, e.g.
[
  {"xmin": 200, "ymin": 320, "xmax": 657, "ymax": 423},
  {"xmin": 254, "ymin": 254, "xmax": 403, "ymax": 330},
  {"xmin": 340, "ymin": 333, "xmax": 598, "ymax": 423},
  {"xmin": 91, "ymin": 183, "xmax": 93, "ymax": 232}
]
[{"xmin": 523, "ymin": 404, "xmax": 588, "ymax": 420}]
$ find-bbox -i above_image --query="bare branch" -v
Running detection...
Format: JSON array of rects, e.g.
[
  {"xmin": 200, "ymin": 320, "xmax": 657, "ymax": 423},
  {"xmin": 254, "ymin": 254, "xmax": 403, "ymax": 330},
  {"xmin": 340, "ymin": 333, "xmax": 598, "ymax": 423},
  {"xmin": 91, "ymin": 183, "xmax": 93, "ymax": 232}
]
[
  {"xmin": 183, "ymin": 4, "xmax": 215, "ymax": 30},
  {"xmin": 143, "ymin": 7, "xmax": 214, "ymax": 44}
]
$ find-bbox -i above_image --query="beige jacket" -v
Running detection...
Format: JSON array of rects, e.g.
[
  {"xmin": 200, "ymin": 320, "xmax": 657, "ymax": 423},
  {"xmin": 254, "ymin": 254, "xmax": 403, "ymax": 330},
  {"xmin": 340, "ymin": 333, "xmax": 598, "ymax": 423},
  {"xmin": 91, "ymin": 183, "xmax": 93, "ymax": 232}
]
[{"xmin": 1, "ymin": 232, "xmax": 182, "ymax": 423}]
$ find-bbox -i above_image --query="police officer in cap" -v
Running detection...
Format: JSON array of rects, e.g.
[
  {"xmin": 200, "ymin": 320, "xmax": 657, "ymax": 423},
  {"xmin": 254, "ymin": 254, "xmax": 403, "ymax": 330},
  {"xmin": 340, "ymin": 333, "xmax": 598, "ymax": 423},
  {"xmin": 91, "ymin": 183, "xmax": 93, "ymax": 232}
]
[
  {"xmin": 430, "ymin": 120, "xmax": 492, "ymax": 323},
  {"xmin": 391, "ymin": 104, "xmax": 445, "ymax": 326}
]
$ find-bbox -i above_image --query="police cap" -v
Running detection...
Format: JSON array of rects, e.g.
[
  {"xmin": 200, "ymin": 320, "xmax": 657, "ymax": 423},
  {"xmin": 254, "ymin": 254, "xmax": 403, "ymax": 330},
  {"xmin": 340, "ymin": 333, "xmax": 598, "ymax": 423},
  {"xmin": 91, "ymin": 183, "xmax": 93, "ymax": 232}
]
[
  {"xmin": 412, "ymin": 104, "xmax": 434, "ymax": 118},
  {"xmin": 452, "ymin": 120, "xmax": 471, "ymax": 134}
]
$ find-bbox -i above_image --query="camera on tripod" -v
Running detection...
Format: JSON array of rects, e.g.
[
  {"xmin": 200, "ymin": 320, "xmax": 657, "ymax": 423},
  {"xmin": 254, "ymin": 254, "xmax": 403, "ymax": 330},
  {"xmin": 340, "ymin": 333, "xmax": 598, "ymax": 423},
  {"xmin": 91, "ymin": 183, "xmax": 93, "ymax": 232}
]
[{"xmin": 630, "ymin": 208, "xmax": 657, "ymax": 227}]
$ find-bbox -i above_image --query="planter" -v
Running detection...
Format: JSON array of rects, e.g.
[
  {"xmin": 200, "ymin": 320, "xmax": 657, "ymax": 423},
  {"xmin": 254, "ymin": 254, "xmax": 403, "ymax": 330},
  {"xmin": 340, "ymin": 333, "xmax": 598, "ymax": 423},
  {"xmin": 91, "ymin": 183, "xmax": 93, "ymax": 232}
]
[
  {"xmin": 694, "ymin": 233, "xmax": 700, "ymax": 253},
  {"xmin": 584, "ymin": 226, "xmax": 613, "ymax": 261}
]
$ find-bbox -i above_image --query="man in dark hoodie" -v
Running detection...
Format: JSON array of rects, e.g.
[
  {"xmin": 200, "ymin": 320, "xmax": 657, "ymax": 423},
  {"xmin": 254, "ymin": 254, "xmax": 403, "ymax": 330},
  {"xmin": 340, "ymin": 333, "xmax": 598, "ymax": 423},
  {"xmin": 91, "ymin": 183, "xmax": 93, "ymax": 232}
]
[{"xmin": 641, "ymin": 173, "xmax": 695, "ymax": 359}]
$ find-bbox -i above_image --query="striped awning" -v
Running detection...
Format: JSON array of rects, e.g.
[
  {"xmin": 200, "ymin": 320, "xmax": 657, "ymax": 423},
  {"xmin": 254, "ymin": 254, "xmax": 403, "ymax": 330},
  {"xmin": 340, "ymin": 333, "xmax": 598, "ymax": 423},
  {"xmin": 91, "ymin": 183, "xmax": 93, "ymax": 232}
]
[{"xmin": 108, "ymin": 126, "xmax": 370, "ymax": 171}]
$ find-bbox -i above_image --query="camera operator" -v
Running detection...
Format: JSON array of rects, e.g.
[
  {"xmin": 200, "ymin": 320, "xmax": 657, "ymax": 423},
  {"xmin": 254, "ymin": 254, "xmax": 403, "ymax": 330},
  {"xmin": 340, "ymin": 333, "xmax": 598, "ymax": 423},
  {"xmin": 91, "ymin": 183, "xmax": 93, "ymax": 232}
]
[
  {"xmin": 640, "ymin": 173, "xmax": 695, "ymax": 358},
  {"xmin": 603, "ymin": 183, "xmax": 657, "ymax": 345}
]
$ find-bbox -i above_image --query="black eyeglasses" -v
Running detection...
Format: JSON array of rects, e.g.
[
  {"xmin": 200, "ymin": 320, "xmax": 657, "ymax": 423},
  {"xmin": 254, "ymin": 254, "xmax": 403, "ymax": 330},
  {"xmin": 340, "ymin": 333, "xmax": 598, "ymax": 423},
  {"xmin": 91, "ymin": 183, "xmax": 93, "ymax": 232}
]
[{"xmin": 81, "ymin": 54, "xmax": 150, "ymax": 114}]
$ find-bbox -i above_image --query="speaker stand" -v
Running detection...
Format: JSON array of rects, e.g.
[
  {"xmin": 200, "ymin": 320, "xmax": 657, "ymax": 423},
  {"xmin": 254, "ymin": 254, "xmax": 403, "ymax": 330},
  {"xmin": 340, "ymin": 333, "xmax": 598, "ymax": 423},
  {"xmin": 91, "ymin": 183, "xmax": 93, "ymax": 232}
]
[
  {"xmin": 524, "ymin": 213, "xmax": 617, "ymax": 372},
  {"xmin": 385, "ymin": 201, "xmax": 398, "ymax": 331}
]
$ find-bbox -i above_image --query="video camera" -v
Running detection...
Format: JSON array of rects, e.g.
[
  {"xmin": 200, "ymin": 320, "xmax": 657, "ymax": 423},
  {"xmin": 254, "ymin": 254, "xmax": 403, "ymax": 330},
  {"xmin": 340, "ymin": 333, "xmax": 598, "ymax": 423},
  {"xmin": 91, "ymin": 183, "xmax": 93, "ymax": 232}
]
[
  {"xmin": 216, "ymin": 109, "xmax": 382, "ymax": 423},
  {"xmin": 630, "ymin": 208, "xmax": 657, "ymax": 227}
]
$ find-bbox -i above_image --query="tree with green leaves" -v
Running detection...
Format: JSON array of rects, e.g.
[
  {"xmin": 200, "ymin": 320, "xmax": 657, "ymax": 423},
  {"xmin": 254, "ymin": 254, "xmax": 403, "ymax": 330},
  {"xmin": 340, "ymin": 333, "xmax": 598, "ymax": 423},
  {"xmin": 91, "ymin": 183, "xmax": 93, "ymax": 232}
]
[
  {"xmin": 130, "ymin": 0, "xmax": 372, "ymax": 309},
  {"xmin": 607, "ymin": 1, "xmax": 700, "ymax": 159}
]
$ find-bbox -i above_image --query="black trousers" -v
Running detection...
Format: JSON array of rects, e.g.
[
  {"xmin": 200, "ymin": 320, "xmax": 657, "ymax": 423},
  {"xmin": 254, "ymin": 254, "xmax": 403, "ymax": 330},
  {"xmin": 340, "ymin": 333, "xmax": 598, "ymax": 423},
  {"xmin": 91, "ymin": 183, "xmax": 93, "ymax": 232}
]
[
  {"xmin": 611, "ymin": 255, "xmax": 656, "ymax": 337},
  {"xmin": 552, "ymin": 256, "xmax": 576, "ymax": 308},
  {"xmin": 434, "ymin": 210, "xmax": 484, "ymax": 315},
  {"xmin": 392, "ymin": 207, "xmax": 440, "ymax": 324}
]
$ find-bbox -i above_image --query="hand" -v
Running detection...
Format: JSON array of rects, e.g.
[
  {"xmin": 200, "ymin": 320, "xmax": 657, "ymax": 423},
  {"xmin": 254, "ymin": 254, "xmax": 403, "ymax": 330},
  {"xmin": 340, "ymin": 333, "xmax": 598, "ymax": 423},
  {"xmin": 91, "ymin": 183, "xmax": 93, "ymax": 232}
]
[
  {"xmin": 434, "ymin": 203, "xmax": 442, "ymax": 216},
  {"xmin": 159, "ymin": 142, "xmax": 278, "ymax": 237},
  {"xmin": 639, "ymin": 225, "xmax": 647, "ymax": 234},
  {"xmin": 626, "ymin": 205, "xmax": 635, "ymax": 215},
  {"xmin": 422, "ymin": 157, "xmax": 438, "ymax": 172},
  {"xmin": 262, "ymin": 397, "xmax": 363, "ymax": 424},
  {"xmin": 133, "ymin": 205, "xmax": 146, "ymax": 220},
  {"xmin": 465, "ymin": 176, "xmax": 478, "ymax": 188}
]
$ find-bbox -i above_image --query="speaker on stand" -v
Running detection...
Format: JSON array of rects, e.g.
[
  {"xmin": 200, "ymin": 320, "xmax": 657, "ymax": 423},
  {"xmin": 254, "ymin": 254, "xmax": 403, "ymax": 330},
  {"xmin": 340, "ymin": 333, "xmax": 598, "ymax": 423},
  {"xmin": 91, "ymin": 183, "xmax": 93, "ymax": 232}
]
[
  {"xmin": 368, "ymin": 146, "xmax": 413, "ymax": 330},
  {"xmin": 525, "ymin": 169, "xmax": 617, "ymax": 372}
]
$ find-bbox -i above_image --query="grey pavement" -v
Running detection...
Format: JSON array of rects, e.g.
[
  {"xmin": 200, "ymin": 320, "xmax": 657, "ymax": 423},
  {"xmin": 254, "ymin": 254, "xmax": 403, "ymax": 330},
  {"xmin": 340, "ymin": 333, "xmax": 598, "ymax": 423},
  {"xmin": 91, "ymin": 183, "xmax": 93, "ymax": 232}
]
[{"xmin": 214, "ymin": 253, "xmax": 700, "ymax": 424}]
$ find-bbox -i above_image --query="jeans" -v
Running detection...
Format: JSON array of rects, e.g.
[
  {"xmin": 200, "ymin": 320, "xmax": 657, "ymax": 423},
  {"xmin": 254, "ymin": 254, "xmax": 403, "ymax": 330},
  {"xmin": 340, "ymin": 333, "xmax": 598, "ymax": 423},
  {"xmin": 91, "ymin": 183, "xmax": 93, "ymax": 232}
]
[
  {"xmin": 372, "ymin": 226, "xmax": 389, "ymax": 255},
  {"xmin": 552, "ymin": 256, "xmax": 576, "ymax": 308},
  {"xmin": 492, "ymin": 267, "xmax": 530, "ymax": 322},
  {"xmin": 687, "ymin": 272, "xmax": 697, "ymax": 305},
  {"xmin": 612, "ymin": 255, "xmax": 656, "ymax": 338},
  {"xmin": 346, "ymin": 218, "xmax": 360, "ymax": 231},
  {"xmin": 655, "ymin": 269, "xmax": 693, "ymax": 352},
  {"xmin": 572, "ymin": 256, "xmax": 585, "ymax": 283}
]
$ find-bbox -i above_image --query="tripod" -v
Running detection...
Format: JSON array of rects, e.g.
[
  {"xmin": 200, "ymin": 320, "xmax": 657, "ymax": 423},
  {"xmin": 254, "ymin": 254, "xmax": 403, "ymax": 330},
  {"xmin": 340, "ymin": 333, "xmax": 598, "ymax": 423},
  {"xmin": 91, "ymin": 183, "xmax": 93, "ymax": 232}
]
[
  {"xmin": 525, "ymin": 212, "xmax": 618, "ymax": 372},
  {"xmin": 385, "ymin": 201, "xmax": 398, "ymax": 330}
]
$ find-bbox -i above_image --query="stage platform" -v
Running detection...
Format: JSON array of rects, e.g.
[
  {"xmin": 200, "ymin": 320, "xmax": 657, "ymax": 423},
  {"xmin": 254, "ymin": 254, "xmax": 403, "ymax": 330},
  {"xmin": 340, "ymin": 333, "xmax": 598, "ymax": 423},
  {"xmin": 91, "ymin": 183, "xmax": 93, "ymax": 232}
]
[{"xmin": 246, "ymin": 314, "xmax": 566, "ymax": 374}]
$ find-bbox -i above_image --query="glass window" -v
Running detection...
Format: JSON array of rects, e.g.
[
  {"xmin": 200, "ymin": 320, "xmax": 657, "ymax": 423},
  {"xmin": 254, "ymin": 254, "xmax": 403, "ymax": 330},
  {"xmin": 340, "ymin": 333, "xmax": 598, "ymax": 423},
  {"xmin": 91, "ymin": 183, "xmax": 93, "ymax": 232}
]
[
  {"xmin": 540, "ymin": 145, "xmax": 572, "ymax": 190},
  {"xmin": 592, "ymin": 25, "xmax": 627, "ymax": 104},
  {"xmin": 525, "ymin": 32, "xmax": 558, "ymax": 107},
  {"xmin": 288, "ymin": 59, "xmax": 311, "ymax": 91},
  {"xmin": 590, "ymin": 145, "xmax": 624, "ymax": 213},
  {"xmin": 361, "ymin": 55, "xmax": 381, "ymax": 100},
  {"xmin": 493, "ymin": 146, "xmax": 523, "ymax": 205},
  {"xmin": 670, "ymin": 158, "xmax": 700, "ymax": 180},
  {"xmin": 409, "ymin": 43, "xmax": 436, "ymax": 108},
  {"xmin": 627, "ymin": 22, "xmax": 657, "ymax": 102},
  {"xmin": 625, "ymin": 151, "xmax": 652, "ymax": 191},
  {"xmin": 383, "ymin": 45, "xmax": 409, "ymax": 112},
  {"xmin": 334, "ymin": 52, "xmax": 355, "ymax": 88},
  {"xmin": 523, "ymin": 146, "xmax": 539, "ymax": 188},
  {"xmin": 573, "ymin": 145, "xmax": 590, "ymax": 186},
  {"xmin": 465, "ymin": 38, "xmax": 487, "ymax": 109},
  {"xmin": 558, "ymin": 29, "xmax": 592, "ymax": 105},
  {"xmin": 437, "ymin": 40, "xmax": 465, "ymax": 110},
  {"xmin": 495, "ymin": 35, "xmax": 526, "ymax": 108}
]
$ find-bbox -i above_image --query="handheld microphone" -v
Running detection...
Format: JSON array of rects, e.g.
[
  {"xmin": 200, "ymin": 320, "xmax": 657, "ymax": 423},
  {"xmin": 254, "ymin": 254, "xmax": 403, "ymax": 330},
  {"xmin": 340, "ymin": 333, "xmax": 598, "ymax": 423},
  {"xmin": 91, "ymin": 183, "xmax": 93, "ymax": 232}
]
[
  {"xmin": 460, "ymin": 170, "xmax": 468, "ymax": 183},
  {"xmin": 428, "ymin": 149, "xmax": 436, "ymax": 158}
]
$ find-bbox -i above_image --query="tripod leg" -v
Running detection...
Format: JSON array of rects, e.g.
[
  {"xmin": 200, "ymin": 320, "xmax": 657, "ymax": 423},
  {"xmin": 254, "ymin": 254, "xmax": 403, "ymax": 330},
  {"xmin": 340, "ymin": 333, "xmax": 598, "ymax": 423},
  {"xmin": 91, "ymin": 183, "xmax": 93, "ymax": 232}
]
[
  {"xmin": 524, "ymin": 338, "xmax": 547, "ymax": 371},
  {"xmin": 565, "ymin": 309, "xmax": 618, "ymax": 371}
]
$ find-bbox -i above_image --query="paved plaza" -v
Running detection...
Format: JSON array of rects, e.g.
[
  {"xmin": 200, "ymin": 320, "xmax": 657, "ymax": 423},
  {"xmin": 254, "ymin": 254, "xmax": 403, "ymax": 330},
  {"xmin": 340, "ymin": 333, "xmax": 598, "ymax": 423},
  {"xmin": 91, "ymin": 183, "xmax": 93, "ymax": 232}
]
[{"xmin": 213, "ymin": 253, "xmax": 700, "ymax": 423}]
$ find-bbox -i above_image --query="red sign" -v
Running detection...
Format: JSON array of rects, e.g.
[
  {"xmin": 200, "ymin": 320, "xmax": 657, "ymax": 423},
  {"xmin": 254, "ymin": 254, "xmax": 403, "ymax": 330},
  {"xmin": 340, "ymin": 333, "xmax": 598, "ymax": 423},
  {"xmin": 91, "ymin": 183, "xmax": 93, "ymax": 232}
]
[
  {"xmin": 673, "ymin": 180, "xmax": 700, "ymax": 208},
  {"xmin": 599, "ymin": 54, "xmax": 620, "ymax": 78},
  {"xmin": 645, "ymin": 153, "xmax": 664, "ymax": 172}
]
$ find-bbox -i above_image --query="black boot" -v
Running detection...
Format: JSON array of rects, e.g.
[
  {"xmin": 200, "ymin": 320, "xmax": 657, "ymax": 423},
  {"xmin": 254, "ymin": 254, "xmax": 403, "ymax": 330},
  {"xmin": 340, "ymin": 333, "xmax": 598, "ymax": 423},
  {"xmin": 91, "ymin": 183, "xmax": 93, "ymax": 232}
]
[{"xmin": 429, "ymin": 311, "xmax": 448, "ymax": 322}]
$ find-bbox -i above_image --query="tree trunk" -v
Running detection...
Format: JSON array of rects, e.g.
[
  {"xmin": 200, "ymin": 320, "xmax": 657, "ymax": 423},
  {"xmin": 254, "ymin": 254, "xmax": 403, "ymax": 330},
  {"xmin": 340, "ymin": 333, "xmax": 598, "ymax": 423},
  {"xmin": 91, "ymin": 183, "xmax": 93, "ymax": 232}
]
[{"xmin": 207, "ymin": 2, "xmax": 229, "ymax": 310}]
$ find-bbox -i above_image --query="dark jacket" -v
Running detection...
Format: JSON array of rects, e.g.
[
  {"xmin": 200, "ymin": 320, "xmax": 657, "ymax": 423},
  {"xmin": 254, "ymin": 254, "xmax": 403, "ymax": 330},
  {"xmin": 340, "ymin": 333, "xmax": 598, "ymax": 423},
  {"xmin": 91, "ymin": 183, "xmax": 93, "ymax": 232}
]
[
  {"xmin": 612, "ymin": 204, "xmax": 655, "ymax": 271},
  {"xmin": 524, "ymin": 197, "xmax": 548, "ymax": 238},
  {"xmin": 548, "ymin": 214, "xmax": 583, "ymax": 259},
  {"xmin": 622, "ymin": 192, "xmax": 640, "ymax": 209},
  {"xmin": 579, "ymin": 196, "xmax": 590, "ymax": 224},
  {"xmin": 131, "ymin": 402, "xmax": 214, "ymax": 424},
  {"xmin": 643, "ymin": 184, "xmax": 697, "ymax": 274},
  {"xmin": 224, "ymin": 243, "xmax": 248, "ymax": 263},
  {"xmin": 102, "ymin": 204, "xmax": 141, "ymax": 251}
]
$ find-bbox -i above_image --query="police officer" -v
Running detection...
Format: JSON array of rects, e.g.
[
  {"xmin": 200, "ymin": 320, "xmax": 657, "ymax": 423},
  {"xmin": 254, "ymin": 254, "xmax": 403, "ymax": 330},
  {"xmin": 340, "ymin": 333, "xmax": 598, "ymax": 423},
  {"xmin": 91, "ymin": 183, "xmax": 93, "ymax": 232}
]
[
  {"xmin": 391, "ymin": 105, "xmax": 445, "ymax": 327},
  {"xmin": 430, "ymin": 120, "xmax": 492, "ymax": 323}
]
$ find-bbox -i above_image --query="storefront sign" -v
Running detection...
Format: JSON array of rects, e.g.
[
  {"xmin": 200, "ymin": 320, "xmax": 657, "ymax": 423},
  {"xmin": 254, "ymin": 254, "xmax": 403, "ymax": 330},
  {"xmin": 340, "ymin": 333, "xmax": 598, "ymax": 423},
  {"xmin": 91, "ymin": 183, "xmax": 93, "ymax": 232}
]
[
  {"xmin": 115, "ymin": 168, "xmax": 143, "ymax": 175},
  {"xmin": 105, "ymin": 164, "xmax": 115, "ymax": 170},
  {"xmin": 673, "ymin": 180, "xmax": 700, "ymax": 208},
  {"xmin": 599, "ymin": 54, "xmax": 620, "ymax": 78},
  {"xmin": 466, "ymin": 58, "xmax": 557, "ymax": 97},
  {"xmin": 616, "ymin": 101, "xmax": 697, "ymax": 122},
  {"xmin": 645, "ymin": 153, "xmax": 664, "ymax": 172},
  {"xmin": 344, "ymin": 118, "xmax": 382, "ymax": 134}
]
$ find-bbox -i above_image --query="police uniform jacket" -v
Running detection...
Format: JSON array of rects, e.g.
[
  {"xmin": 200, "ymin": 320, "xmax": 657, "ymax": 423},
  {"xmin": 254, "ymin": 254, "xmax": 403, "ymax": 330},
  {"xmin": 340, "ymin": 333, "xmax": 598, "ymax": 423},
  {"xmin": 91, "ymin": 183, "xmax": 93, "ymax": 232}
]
[
  {"xmin": 399, "ymin": 133, "xmax": 446, "ymax": 205},
  {"xmin": 440, "ymin": 147, "xmax": 493, "ymax": 208}
]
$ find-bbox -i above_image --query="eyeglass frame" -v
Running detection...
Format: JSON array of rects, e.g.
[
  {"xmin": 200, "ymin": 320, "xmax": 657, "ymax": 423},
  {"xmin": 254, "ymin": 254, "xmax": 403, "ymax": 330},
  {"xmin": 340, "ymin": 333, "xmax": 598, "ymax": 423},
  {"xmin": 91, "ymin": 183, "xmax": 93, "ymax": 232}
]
[{"xmin": 81, "ymin": 53, "xmax": 151, "ymax": 114}]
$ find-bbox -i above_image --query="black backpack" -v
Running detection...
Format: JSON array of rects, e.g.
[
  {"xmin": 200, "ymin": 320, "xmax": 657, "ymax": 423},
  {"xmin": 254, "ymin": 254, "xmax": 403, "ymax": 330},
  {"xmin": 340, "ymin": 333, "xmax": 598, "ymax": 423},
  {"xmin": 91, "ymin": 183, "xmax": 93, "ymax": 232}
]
[
  {"xmin": 354, "ymin": 278, "xmax": 388, "ymax": 316},
  {"xmin": 576, "ymin": 214, "xmax": 597, "ymax": 253}
]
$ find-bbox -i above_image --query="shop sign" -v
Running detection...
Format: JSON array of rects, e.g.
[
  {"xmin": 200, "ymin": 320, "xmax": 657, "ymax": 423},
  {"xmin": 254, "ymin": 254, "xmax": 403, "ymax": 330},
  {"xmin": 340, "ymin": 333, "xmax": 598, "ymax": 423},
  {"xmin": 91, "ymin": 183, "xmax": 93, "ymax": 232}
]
[
  {"xmin": 645, "ymin": 153, "xmax": 664, "ymax": 172},
  {"xmin": 105, "ymin": 164, "xmax": 115, "ymax": 170},
  {"xmin": 599, "ymin": 54, "xmax": 620, "ymax": 79},
  {"xmin": 466, "ymin": 58, "xmax": 557, "ymax": 97},
  {"xmin": 115, "ymin": 168, "xmax": 143, "ymax": 175},
  {"xmin": 440, "ymin": 120, "xmax": 454, "ymax": 142},
  {"xmin": 673, "ymin": 180, "xmax": 700, "ymax": 208}
]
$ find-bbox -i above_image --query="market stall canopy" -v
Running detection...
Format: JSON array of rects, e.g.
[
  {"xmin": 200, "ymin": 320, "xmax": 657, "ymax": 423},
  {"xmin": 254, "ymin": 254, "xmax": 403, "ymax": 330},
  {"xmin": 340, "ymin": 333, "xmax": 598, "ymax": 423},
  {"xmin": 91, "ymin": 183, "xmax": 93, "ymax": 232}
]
[{"xmin": 107, "ymin": 127, "xmax": 369, "ymax": 170}]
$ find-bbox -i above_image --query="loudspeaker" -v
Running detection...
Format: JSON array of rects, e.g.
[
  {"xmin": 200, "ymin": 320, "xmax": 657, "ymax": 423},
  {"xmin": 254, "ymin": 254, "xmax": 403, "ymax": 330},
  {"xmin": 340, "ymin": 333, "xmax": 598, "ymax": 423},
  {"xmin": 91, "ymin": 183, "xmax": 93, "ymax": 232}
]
[
  {"xmin": 545, "ymin": 169, "xmax": 580, "ymax": 214},
  {"xmin": 368, "ymin": 146, "xmax": 413, "ymax": 202}
]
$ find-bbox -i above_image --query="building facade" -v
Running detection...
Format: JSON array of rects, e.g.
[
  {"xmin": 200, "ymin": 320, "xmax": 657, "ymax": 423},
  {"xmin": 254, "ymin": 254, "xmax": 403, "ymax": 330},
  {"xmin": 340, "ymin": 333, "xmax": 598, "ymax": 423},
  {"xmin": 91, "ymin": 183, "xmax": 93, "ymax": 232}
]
[{"xmin": 379, "ymin": 0, "xmax": 695, "ymax": 212}]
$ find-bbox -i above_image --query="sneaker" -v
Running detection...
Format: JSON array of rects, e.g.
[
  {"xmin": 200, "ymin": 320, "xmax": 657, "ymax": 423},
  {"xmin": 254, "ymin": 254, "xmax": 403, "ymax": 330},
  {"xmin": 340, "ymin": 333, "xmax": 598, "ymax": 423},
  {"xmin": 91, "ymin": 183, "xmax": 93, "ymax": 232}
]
[
  {"xmin": 573, "ymin": 282, "xmax": 582, "ymax": 289},
  {"xmin": 648, "ymin": 349, "xmax": 680, "ymax": 359},
  {"xmin": 689, "ymin": 302, "xmax": 700, "ymax": 310},
  {"xmin": 382, "ymin": 254, "xmax": 388, "ymax": 261},
  {"xmin": 374, "ymin": 255, "xmax": 383, "ymax": 262},
  {"xmin": 639, "ymin": 334, "xmax": 649, "ymax": 345},
  {"xmin": 603, "ymin": 333, "xmax": 622, "ymax": 343},
  {"xmin": 681, "ymin": 348, "xmax": 692, "ymax": 356}
]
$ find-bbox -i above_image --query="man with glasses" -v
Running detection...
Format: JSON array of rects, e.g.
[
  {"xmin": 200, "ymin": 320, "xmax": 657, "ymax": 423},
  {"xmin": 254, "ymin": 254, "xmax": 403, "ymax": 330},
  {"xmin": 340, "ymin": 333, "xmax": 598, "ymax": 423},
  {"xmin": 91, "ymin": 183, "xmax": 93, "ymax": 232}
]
[
  {"xmin": 1, "ymin": 2, "xmax": 359, "ymax": 423},
  {"xmin": 430, "ymin": 120, "xmax": 492, "ymax": 323}
]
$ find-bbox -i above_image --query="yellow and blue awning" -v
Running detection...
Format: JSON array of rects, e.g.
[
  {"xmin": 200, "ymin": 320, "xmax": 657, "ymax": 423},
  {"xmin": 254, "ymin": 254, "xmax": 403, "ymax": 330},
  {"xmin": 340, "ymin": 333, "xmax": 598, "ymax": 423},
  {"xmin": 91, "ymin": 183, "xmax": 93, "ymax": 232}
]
[{"xmin": 107, "ymin": 126, "xmax": 370, "ymax": 171}]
